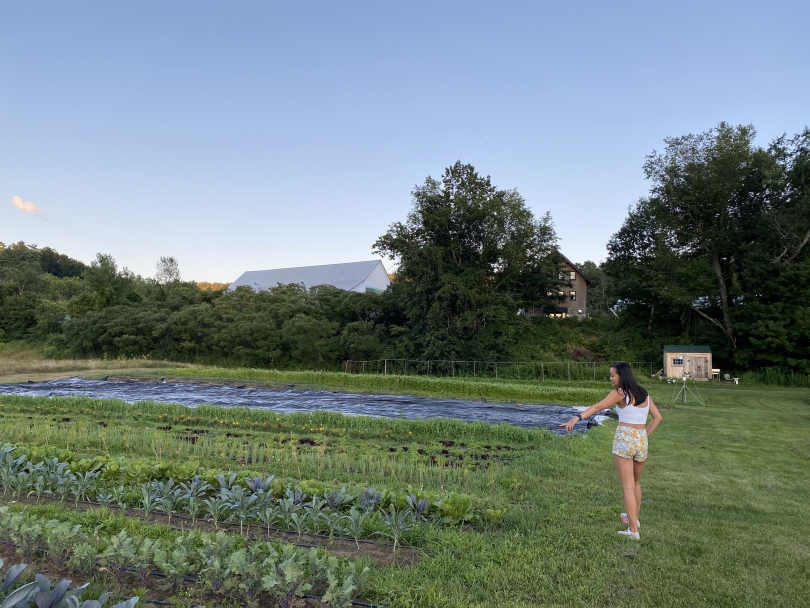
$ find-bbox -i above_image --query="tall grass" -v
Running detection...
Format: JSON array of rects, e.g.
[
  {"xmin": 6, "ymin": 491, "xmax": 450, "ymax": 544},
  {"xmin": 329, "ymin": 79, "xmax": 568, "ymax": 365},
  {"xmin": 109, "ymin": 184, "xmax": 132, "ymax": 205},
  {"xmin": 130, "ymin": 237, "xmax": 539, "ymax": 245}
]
[
  {"xmin": 740, "ymin": 367, "xmax": 810, "ymax": 388},
  {"xmin": 0, "ymin": 358, "xmax": 192, "ymax": 377}
]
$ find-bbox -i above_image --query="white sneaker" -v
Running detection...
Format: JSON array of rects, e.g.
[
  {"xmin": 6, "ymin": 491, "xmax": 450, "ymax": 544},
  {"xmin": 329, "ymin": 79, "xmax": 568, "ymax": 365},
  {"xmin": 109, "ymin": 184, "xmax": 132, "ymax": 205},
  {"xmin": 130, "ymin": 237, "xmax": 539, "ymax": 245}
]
[
  {"xmin": 617, "ymin": 528, "xmax": 640, "ymax": 540},
  {"xmin": 621, "ymin": 513, "xmax": 640, "ymax": 528}
]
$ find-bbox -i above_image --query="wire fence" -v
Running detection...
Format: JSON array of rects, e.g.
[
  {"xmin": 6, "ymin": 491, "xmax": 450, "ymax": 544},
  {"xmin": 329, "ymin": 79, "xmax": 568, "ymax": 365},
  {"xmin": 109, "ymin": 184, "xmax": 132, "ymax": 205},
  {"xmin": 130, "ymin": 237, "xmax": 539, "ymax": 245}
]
[{"xmin": 343, "ymin": 359, "xmax": 654, "ymax": 381}]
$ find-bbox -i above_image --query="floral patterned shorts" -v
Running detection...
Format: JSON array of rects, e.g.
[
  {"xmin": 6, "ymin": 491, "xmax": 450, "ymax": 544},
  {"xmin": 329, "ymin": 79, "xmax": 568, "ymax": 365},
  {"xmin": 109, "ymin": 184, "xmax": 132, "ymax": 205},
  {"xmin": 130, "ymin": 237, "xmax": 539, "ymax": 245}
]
[{"xmin": 612, "ymin": 426, "xmax": 648, "ymax": 462}]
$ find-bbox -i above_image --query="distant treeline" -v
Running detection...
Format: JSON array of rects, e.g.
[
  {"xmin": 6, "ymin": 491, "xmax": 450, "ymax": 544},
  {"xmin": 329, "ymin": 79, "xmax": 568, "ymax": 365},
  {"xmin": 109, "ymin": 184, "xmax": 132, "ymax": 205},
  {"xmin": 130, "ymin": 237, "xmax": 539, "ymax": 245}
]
[{"xmin": 1, "ymin": 124, "xmax": 808, "ymax": 377}]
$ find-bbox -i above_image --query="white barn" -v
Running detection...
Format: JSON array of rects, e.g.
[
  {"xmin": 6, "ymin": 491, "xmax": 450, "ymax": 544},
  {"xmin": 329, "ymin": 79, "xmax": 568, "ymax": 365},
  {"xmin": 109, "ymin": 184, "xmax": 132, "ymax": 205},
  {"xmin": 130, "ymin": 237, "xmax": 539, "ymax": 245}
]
[{"xmin": 228, "ymin": 260, "xmax": 390, "ymax": 293}]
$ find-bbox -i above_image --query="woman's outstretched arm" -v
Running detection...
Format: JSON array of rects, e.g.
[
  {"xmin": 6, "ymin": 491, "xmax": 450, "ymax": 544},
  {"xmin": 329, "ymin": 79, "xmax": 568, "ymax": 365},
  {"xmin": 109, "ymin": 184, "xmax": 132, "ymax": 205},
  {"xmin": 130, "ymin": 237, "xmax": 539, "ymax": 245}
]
[{"xmin": 561, "ymin": 390, "xmax": 622, "ymax": 432}]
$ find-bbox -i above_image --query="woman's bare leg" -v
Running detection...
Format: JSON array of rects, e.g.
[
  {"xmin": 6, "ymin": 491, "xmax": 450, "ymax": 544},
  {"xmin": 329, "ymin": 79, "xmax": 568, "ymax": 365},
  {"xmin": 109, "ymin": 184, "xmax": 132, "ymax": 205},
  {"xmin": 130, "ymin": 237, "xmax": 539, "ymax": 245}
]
[
  {"xmin": 633, "ymin": 459, "xmax": 646, "ymax": 521},
  {"xmin": 614, "ymin": 455, "xmax": 639, "ymax": 533}
]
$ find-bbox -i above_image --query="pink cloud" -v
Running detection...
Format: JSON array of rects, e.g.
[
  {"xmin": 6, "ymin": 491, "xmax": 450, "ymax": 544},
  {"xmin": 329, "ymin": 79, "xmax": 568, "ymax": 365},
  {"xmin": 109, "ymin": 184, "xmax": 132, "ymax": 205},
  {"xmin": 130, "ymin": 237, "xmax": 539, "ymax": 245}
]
[{"xmin": 12, "ymin": 196, "xmax": 45, "ymax": 216}]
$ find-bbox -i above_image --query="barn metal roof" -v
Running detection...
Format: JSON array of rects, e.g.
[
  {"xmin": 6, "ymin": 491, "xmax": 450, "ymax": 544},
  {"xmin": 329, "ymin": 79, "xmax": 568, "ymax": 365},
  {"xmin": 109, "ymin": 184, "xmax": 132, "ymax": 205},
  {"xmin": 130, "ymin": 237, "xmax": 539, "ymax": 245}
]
[
  {"xmin": 663, "ymin": 345, "xmax": 712, "ymax": 353},
  {"xmin": 228, "ymin": 260, "xmax": 387, "ymax": 292}
]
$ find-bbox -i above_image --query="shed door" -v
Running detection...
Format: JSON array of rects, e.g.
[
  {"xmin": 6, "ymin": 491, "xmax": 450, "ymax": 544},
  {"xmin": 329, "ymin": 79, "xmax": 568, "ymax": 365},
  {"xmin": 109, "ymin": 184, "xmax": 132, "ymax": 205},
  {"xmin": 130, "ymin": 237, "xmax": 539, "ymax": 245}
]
[{"xmin": 687, "ymin": 356, "xmax": 708, "ymax": 379}]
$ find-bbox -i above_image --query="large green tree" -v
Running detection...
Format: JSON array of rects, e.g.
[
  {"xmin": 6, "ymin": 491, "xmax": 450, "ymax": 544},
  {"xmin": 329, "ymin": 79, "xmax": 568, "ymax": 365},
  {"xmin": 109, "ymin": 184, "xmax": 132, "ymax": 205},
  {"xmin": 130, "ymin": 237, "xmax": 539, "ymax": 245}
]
[
  {"xmin": 607, "ymin": 124, "xmax": 810, "ymax": 371},
  {"xmin": 373, "ymin": 162, "xmax": 560, "ymax": 359}
]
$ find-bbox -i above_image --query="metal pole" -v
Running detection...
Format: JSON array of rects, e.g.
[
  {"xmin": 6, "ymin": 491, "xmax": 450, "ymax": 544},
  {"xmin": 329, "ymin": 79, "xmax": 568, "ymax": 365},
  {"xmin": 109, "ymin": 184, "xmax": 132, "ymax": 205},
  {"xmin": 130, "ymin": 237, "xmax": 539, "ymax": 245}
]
[
  {"xmin": 517, "ymin": 362, "xmax": 520, "ymax": 380},
  {"xmin": 541, "ymin": 363, "xmax": 544, "ymax": 381},
  {"xmin": 567, "ymin": 362, "xmax": 570, "ymax": 381},
  {"xmin": 473, "ymin": 361, "xmax": 476, "ymax": 378},
  {"xmin": 495, "ymin": 363, "xmax": 498, "ymax": 379},
  {"xmin": 384, "ymin": 359, "xmax": 387, "ymax": 376}
]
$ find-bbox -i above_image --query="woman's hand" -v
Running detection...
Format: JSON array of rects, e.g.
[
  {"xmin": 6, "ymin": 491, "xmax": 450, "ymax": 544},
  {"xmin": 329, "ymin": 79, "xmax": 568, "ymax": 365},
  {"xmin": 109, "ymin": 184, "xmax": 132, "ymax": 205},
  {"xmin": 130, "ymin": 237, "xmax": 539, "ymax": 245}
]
[{"xmin": 561, "ymin": 417, "xmax": 579, "ymax": 433}]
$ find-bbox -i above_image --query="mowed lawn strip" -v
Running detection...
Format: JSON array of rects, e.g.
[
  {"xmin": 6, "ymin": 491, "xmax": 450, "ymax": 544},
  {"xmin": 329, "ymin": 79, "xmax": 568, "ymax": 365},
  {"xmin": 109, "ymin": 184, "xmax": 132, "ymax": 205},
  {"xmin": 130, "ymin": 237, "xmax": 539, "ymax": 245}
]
[{"xmin": 368, "ymin": 383, "xmax": 810, "ymax": 607}]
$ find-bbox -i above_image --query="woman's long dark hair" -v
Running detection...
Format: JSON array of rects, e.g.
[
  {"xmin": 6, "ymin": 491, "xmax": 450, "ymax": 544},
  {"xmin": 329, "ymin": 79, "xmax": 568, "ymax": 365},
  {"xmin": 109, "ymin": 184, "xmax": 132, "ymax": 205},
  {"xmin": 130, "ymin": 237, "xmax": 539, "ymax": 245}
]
[{"xmin": 612, "ymin": 362, "xmax": 648, "ymax": 406}]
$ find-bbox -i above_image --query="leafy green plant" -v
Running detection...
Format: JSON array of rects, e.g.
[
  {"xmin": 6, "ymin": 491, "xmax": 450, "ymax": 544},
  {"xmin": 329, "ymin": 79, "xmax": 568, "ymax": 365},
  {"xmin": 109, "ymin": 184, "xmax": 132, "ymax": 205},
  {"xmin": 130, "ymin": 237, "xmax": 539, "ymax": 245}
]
[
  {"xmin": 132, "ymin": 538, "xmax": 157, "ymax": 585},
  {"xmin": 44, "ymin": 519, "xmax": 84, "ymax": 567},
  {"xmin": 288, "ymin": 512, "xmax": 308, "ymax": 540},
  {"xmin": 0, "ymin": 559, "xmax": 27, "ymax": 593},
  {"xmin": 197, "ymin": 531, "xmax": 236, "ymax": 594},
  {"xmin": 95, "ymin": 492, "xmax": 115, "ymax": 509},
  {"xmin": 10, "ymin": 471, "xmax": 32, "ymax": 500},
  {"xmin": 28, "ymin": 475, "xmax": 50, "ymax": 502},
  {"xmin": 436, "ymin": 491, "xmax": 474, "ymax": 525},
  {"xmin": 323, "ymin": 565, "xmax": 370, "ymax": 608},
  {"xmin": 73, "ymin": 471, "xmax": 100, "ymax": 508},
  {"xmin": 54, "ymin": 472, "xmax": 78, "ymax": 504},
  {"xmin": 111, "ymin": 486, "xmax": 128, "ymax": 512},
  {"xmin": 140, "ymin": 486, "xmax": 159, "ymax": 519},
  {"xmin": 100, "ymin": 530, "xmax": 137, "ymax": 586},
  {"xmin": 340, "ymin": 507, "xmax": 370, "ymax": 548},
  {"xmin": 202, "ymin": 496, "xmax": 230, "ymax": 528},
  {"xmin": 257, "ymin": 505, "xmax": 280, "ymax": 536},
  {"xmin": 221, "ymin": 486, "xmax": 257, "ymax": 535},
  {"xmin": 261, "ymin": 546, "xmax": 312, "ymax": 608},
  {"xmin": 154, "ymin": 545, "xmax": 192, "ymax": 592},
  {"xmin": 307, "ymin": 548, "xmax": 338, "ymax": 589},
  {"xmin": 157, "ymin": 488, "xmax": 184, "ymax": 525},
  {"xmin": 375, "ymin": 505, "xmax": 415, "ymax": 552},
  {"xmin": 226, "ymin": 543, "xmax": 268, "ymax": 598},
  {"xmin": 405, "ymin": 493, "xmax": 430, "ymax": 521},
  {"xmin": 70, "ymin": 543, "xmax": 99, "ymax": 577},
  {"xmin": 358, "ymin": 487, "xmax": 382, "ymax": 512},
  {"xmin": 324, "ymin": 487, "xmax": 354, "ymax": 510},
  {"xmin": 13, "ymin": 517, "xmax": 43, "ymax": 561}
]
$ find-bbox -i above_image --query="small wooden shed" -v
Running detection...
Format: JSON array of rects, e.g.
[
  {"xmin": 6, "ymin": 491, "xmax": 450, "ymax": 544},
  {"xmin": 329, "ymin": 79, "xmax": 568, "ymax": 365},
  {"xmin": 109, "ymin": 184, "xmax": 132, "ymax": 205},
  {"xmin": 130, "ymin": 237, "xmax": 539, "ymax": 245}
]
[{"xmin": 663, "ymin": 345, "xmax": 712, "ymax": 380}]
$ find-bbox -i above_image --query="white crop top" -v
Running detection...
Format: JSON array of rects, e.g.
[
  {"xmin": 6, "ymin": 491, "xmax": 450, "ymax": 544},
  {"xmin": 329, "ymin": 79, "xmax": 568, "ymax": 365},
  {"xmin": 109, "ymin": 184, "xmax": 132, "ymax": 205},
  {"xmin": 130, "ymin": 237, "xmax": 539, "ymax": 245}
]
[{"xmin": 616, "ymin": 392, "xmax": 650, "ymax": 424}]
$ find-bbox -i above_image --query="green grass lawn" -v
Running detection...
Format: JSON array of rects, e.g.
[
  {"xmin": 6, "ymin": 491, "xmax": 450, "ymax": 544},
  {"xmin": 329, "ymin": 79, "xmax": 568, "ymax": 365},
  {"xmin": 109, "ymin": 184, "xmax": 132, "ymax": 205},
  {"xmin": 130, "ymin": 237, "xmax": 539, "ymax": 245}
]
[
  {"xmin": 368, "ymin": 382, "xmax": 810, "ymax": 607},
  {"xmin": 0, "ymin": 374, "xmax": 806, "ymax": 607}
]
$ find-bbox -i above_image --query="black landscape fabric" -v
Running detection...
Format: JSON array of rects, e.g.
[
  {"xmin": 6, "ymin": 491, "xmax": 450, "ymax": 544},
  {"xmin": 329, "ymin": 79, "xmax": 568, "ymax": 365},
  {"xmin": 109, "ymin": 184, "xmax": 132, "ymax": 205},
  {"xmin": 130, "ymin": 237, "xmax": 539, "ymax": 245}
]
[{"xmin": 0, "ymin": 377, "xmax": 601, "ymax": 433}]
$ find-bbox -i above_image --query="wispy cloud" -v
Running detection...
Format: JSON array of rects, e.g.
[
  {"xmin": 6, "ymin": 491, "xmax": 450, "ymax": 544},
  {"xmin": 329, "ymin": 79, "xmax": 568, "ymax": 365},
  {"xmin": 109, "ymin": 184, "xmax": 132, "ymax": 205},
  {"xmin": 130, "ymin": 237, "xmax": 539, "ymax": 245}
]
[{"xmin": 12, "ymin": 196, "xmax": 45, "ymax": 216}]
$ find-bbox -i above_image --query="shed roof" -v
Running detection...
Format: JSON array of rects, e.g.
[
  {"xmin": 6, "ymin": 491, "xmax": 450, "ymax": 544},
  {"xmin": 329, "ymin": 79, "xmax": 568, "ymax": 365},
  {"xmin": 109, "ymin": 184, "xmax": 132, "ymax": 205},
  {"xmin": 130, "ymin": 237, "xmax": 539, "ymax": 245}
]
[
  {"xmin": 663, "ymin": 345, "xmax": 712, "ymax": 354},
  {"xmin": 229, "ymin": 260, "xmax": 387, "ymax": 292}
]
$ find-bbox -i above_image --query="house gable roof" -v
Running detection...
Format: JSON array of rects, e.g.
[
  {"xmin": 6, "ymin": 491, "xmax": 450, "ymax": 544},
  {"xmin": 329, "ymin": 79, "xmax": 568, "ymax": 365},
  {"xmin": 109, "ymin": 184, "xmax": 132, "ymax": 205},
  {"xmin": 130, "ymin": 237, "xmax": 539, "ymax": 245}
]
[
  {"xmin": 558, "ymin": 252, "xmax": 591, "ymax": 285},
  {"xmin": 229, "ymin": 260, "xmax": 387, "ymax": 292}
]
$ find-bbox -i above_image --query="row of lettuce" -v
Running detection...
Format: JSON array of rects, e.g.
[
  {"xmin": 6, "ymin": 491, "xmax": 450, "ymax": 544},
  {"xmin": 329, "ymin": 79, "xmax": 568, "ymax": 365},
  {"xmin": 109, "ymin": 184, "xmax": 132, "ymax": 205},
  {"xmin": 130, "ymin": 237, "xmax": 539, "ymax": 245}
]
[{"xmin": 0, "ymin": 507, "xmax": 367, "ymax": 608}]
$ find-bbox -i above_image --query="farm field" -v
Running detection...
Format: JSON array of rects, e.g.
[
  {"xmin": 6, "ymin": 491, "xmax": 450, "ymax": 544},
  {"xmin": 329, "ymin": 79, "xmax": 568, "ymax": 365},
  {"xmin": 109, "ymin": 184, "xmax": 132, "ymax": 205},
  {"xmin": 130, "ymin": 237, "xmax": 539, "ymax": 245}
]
[{"xmin": 0, "ymin": 371, "xmax": 806, "ymax": 607}]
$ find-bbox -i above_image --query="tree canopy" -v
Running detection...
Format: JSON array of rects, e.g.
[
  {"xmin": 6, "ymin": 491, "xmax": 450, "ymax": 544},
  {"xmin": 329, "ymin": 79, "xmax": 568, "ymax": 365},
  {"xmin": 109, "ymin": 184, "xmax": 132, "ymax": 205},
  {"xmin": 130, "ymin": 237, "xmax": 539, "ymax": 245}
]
[{"xmin": 373, "ymin": 161, "xmax": 561, "ymax": 359}]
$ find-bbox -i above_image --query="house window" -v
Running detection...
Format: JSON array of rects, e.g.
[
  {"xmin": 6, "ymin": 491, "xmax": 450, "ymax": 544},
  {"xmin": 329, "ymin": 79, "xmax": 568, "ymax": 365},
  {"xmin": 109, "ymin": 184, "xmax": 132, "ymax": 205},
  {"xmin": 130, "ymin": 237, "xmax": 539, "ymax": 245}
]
[
  {"xmin": 558, "ymin": 271, "xmax": 564, "ymax": 280},
  {"xmin": 569, "ymin": 291, "xmax": 576, "ymax": 301},
  {"xmin": 546, "ymin": 291, "xmax": 553, "ymax": 297},
  {"xmin": 672, "ymin": 357, "xmax": 683, "ymax": 366},
  {"xmin": 558, "ymin": 291, "xmax": 564, "ymax": 298},
  {"xmin": 569, "ymin": 271, "xmax": 576, "ymax": 281}
]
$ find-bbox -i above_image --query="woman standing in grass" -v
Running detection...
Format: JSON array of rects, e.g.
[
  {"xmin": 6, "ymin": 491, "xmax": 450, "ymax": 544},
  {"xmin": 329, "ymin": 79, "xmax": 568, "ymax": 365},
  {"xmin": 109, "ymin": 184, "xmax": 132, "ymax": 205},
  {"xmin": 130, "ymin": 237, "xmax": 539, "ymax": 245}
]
[{"xmin": 562, "ymin": 362, "xmax": 662, "ymax": 540}]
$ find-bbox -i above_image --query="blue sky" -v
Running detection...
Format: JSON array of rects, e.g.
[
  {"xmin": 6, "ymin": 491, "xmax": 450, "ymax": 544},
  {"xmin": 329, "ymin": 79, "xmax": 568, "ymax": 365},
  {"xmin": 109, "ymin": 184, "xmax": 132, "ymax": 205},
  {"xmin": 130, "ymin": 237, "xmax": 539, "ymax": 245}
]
[{"xmin": 2, "ymin": 1, "xmax": 807, "ymax": 281}]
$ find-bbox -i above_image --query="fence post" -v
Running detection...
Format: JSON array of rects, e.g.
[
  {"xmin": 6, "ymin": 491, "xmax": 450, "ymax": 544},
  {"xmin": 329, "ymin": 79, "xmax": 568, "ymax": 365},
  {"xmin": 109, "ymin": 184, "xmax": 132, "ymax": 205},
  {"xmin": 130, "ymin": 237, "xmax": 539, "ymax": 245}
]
[
  {"xmin": 473, "ymin": 361, "xmax": 476, "ymax": 378},
  {"xmin": 593, "ymin": 362, "xmax": 596, "ymax": 380},
  {"xmin": 384, "ymin": 359, "xmax": 387, "ymax": 376},
  {"xmin": 517, "ymin": 362, "xmax": 520, "ymax": 380},
  {"xmin": 495, "ymin": 363, "xmax": 498, "ymax": 379},
  {"xmin": 567, "ymin": 362, "xmax": 570, "ymax": 381},
  {"xmin": 541, "ymin": 362, "xmax": 544, "ymax": 381}
]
